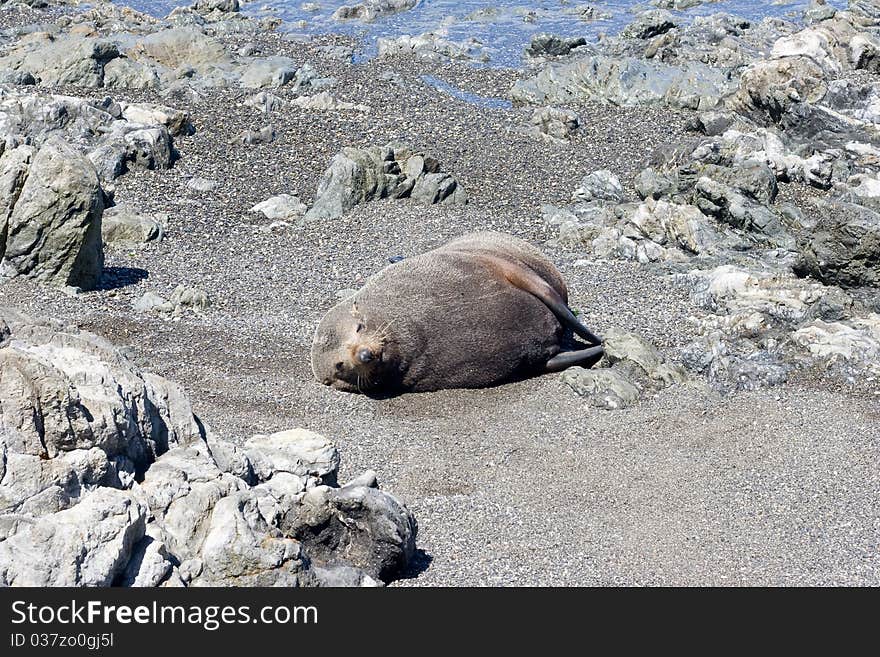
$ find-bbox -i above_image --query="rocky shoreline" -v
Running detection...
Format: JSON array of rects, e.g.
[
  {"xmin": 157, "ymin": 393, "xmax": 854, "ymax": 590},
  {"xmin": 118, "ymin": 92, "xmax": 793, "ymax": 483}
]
[{"xmin": 0, "ymin": 0, "xmax": 878, "ymax": 585}]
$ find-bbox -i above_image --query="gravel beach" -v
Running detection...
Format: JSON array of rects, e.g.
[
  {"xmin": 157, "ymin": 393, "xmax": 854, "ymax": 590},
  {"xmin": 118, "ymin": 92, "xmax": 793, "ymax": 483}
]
[{"xmin": 0, "ymin": 0, "xmax": 878, "ymax": 586}]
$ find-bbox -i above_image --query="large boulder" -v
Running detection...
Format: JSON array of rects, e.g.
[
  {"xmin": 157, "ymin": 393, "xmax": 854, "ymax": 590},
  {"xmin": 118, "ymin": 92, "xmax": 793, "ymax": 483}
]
[{"xmin": 0, "ymin": 138, "xmax": 104, "ymax": 290}]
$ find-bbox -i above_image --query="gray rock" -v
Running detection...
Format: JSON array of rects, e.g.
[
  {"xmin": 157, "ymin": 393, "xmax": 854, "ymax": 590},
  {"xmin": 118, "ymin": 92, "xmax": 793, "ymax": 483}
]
[
  {"xmin": 187, "ymin": 177, "xmax": 218, "ymax": 192},
  {"xmin": 250, "ymin": 194, "xmax": 307, "ymax": 220},
  {"xmin": 0, "ymin": 489, "xmax": 146, "ymax": 586},
  {"xmin": 102, "ymin": 205, "xmax": 165, "ymax": 245},
  {"xmin": 0, "ymin": 35, "xmax": 119, "ymax": 87},
  {"xmin": 621, "ymin": 10, "xmax": 676, "ymax": 40},
  {"xmin": 527, "ymin": 106, "xmax": 580, "ymax": 142},
  {"xmin": 244, "ymin": 429, "xmax": 340, "ymax": 484},
  {"xmin": 511, "ymin": 54, "xmax": 735, "ymax": 111},
  {"xmin": 794, "ymin": 199, "xmax": 880, "ymax": 288},
  {"xmin": 572, "ymin": 169, "xmax": 624, "ymax": 203},
  {"xmin": 692, "ymin": 177, "xmax": 789, "ymax": 243},
  {"xmin": 560, "ymin": 367, "xmax": 642, "ymax": 409},
  {"xmin": 306, "ymin": 143, "xmax": 465, "ymax": 220},
  {"xmin": 283, "ymin": 483, "xmax": 418, "ymax": 582},
  {"xmin": 332, "ymin": 0, "xmax": 417, "ymax": 22},
  {"xmin": 526, "ymin": 34, "xmax": 588, "ymax": 58},
  {"xmin": 0, "ymin": 137, "xmax": 104, "ymax": 290}
]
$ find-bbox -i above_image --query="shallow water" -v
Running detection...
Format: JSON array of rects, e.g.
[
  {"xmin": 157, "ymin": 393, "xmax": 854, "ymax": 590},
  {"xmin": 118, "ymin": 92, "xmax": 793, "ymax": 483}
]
[{"xmin": 122, "ymin": 0, "xmax": 849, "ymax": 67}]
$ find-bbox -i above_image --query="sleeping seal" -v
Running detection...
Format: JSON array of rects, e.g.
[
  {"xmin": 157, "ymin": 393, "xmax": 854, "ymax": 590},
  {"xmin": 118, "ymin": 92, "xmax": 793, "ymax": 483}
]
[{"xmin": 311, "ymin": 231, "xmax": 603, "ymax": 395}]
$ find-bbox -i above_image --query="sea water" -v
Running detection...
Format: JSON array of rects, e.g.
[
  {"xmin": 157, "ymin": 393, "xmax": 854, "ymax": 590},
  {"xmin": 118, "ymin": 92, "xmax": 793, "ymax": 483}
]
[{"xmin": 118, "ymin": 0, "xmax": 850, "ymax": 67}]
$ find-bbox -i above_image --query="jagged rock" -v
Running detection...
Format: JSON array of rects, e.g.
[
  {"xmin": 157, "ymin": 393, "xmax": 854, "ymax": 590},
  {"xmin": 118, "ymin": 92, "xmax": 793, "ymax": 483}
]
[
  {"xmin": 621, "ymin": 10, "xmax": 676, "ymax": 40},
  {"xmin": 332, "ymin": 0, "xmax": 417, "ymax": 22},
  {"xmin": 572, "ymin": 169, "xmax": 624, "ymax": 203},
  {"xmin": 0, "ymin": 489, "xmax": 147, "ymax": 586},
  {"xmin": 526, "ymin": 106, "xmax": 580, "ymax": 142},
  {"xmin": 193, "ymin": 0, "xmax": 240, "ymax": 13},
  {"xmin": 731, "ymin": 56, "xmax": 828, "ymax": 123},
  {"xmin": 511, "ymin": 54, "xmax": 735, "ymax": 111},
  {"xmin": 305, "ymin": 143, "xmax": 465, "ymax": 221},
  {"xmin": 0, "ymin": 137, "xmax": 104, "ymax": 290},
  {"xmin": 692, "ymin": 177, "xmax": 790, "ymax": 243},
  {"xmin": 794, "ymin": 199, "xmax": 880, "ymax": 288},
  {"xmin": 283, "ymin": 482, "xmax": 417, "ymax": 581},
  {"xmin": 239, "ymin": 56, "xmax": 298, "ymax": 89},
  {"xmin": 791, "ymin": 315, "xmax": 880, "ymax": 374},
  {"xmin": 526, "ymin": 34, "xmax": 588, "ymax": 58},
  {"xmin": 378, "ymin": 31, "xmax": 488, "ymax": 62}
]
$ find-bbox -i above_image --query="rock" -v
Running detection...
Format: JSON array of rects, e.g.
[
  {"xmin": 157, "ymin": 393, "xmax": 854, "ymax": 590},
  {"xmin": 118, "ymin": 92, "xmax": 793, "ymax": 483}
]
[
  {"xmin": 133, "ymin": 291, "xmax": 169, "ymax": 313},
  {"xmin": 794, "ymin": 199, "xmax": 880, "ymax": 288},
  {"xmin": 332, "ymin": 0, "xmax": 417, "ymax": 22},
  {"xmin": 244, "ymin": 429, "xmax": 340, "ymax": 484},
  {"xmin": 102, "ymin": 205, "xmax": 165, "ymax": 245},
  {"xmin": 692, "ymin": 177, "xmax": 790, "ymax": 243},
  {"xmin": 239, "ymin": 56, "xmax": 298, "ymax": 89},
  {"xmin": 602, "ymin": 329, "xmax": 688, "ymax": 385},
  {"xmin": 103, "ymin": 58, "xmax": 161, "ymax": 90},
  {"xmin": 305, "ymin": 143, "xmax": 465, "ymax": 221},
  {"xmin": 0, "ymin": 35, "xmax": 119, "ymax": 87},
  {"xmin": 119, "ymin": 102, "xmax": 194, "ymax": 137},
  {"xmin": 0, "ymin": 489, "xmax": 146, "ymax": 586},
  {"xmin": 791, "ymin": 315, "xmax": 880, "ymax": 374},
  {"xmin": 250, "ymin": 194, "xmax": 307, "ymax": 220},
  {"xmin": 572, "ymin": 169, "xmax": 624, "ymax": 203},
  {"xmin": 511, "ymin": 54, "xmax": 735, "ymax": 111},
  {"xmin": 243, "ymin": 91, "xmax": 284, "ymax": 113},
  {"xmin": 130, "ymin": 27, "xmax": 231, "ymax": 72},
  {"xmin": 193, "ymin": 0, "xmax": 240, "ymax": 13},
  {"xmin": 621, "ymin": 10, "xmax": 676, "ymax": 40},
  {"xmin": 169, "ymin": 285, "xmax": 211, "ymax": 311},
  {"xmin": 119, "ymin": 535, "xmax": 174, "ymax": 587},
  {"xmin": 377, "ymin": 31, "xmax": 488, "ymax": 63},
  {"xmin": 527, "ymin": 106, "xmax": 580, "ymax": 142},
  {"xmin": 283, "ymin": 483, "xmax": 417, "ymax": 582},
  {"xmin": 0, "ymin": 137, "xmax": 104, "ymax": 290},
  {"xmin": 560, "ymin": 367, "xmax": 642, "ymax": 409},
  {"xmin": 526, "ymin": 34, "xmax": 588, "ymax": 58},
  {"xmin": 236, "ymin": 125, "xmax": 276, "ymax": 145},
  {"xmin": 731, "ymin": 56, "xmax": 828, "ymax": 123}
]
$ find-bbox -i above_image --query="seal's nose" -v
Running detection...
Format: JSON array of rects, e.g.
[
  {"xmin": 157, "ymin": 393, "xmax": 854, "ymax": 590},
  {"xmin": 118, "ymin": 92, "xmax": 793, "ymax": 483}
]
[{"xmin": 357, "ymin": 348, "xmax": 373, "ymax": 364}]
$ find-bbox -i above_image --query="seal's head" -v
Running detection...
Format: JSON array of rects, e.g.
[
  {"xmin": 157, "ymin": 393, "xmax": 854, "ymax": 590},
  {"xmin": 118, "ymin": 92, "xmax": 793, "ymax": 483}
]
[{"xmin": 311, "ymin": 302, "xmax": 396, "ymax": 394}]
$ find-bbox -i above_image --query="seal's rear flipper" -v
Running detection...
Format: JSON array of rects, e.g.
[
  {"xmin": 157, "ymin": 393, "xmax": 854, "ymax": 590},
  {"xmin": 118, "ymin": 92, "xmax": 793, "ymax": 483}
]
[
  {"xmin": 545, "ymin": 346, "xmax": 604, "ymax": 372},
  {"xmin": 477, "ymin": 254, "xmax": 603, "ymax": 345}
]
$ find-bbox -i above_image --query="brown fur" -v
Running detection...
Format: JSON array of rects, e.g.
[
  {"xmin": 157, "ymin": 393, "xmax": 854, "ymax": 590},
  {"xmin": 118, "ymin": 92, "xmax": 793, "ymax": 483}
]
[{"xmin": 311, "ymin": 231, "xmax": 580, "ymax": 394}]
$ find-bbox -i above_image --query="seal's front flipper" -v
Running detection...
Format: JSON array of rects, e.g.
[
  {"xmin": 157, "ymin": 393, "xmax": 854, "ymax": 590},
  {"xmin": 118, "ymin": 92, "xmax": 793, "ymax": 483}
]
[
  {"xmin": 478, "ymin": 254, "xmax": 603, "ymax": 345},
  {"xmin": 545, "ymin": 346, "xmax": 604, "ymax": 372}
]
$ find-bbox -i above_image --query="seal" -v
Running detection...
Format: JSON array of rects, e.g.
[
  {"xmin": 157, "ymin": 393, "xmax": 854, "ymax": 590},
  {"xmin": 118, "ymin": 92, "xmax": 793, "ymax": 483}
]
[{"xmin": 311, "ymin": 231, "xmax": 604, "ymax": 394}]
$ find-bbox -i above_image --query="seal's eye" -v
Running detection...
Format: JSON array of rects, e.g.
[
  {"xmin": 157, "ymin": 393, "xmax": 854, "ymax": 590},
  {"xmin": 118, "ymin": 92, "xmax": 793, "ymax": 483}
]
[{"xmin": 334, "ymin": 362, "xmax": 343, "ymax": 371}]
